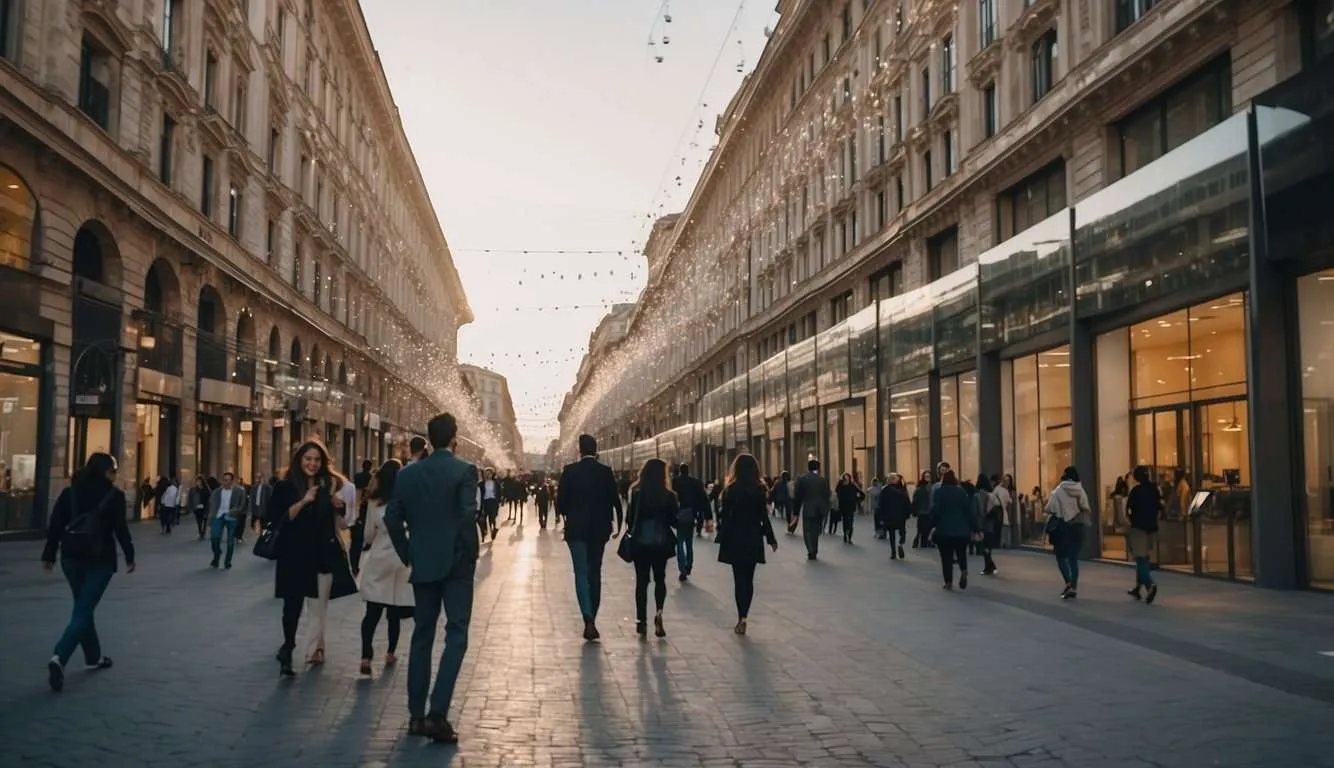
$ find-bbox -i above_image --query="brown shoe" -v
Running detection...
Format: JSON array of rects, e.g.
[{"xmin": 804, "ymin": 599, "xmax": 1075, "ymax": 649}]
[
  {"xmin": 408, "ymin": 718, "xmax": 425, "ymax": 736},
  {"xmin": 421, "ymin": 715, "xmax": 458, "ymax": 744},
  {"xmin": 582, "ymin": 619, "xmax": 600, "ymax": 641}
]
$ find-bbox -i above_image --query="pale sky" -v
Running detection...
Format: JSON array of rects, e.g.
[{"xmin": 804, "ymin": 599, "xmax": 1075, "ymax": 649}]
[{"xmin": 361, "ymin": 0, "xmax": 777, "ymax": 450}]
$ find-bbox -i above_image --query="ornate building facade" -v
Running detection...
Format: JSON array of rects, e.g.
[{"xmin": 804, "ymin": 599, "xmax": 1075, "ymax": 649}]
[
  {"xmin": 0, "ymin": 0, "xmax": 472, "ymax": 532},
  {"xmin": 460, "ymin": 364, "xmax": 522, "ymax": 470},
  {"xmin": 560, "ymin": 0, "xmax": 1334, "ymax": 588}
]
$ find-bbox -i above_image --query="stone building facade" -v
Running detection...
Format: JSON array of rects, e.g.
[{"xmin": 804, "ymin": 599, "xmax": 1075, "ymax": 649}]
[
  {"xmin": 0, "ymin": 0, "xmax": 471, "ymax": 533},
  {"xmin": 460, "ymin": 364, "xmax": 522, "ymax": 470}
]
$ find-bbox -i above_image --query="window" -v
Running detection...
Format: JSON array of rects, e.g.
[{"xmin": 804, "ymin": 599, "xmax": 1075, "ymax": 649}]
[
  {"xmin": 823, "ymin": 33, "xmax": 831, "ymax": 65},
  {"xmin": 877, "ymin": 115, "xmax": 886, "ymax": 163},
  {"xmin": 847, "ymin": 135, "xmax": 857, "ymax": 181},
  {"xmin": 204, "ymin": 50, "xmax": 218, "ymax": 110},
  {"xmin": 924, "ymin": 150, "xmax": 933, "ymax": 190},
  {"xmin": 227, "ymin": 184, "xmax": 241, "ymax": 237},
  {"xmin": 1031, "ymin": 30, "xmax": 1057, "ymax": 102},
  {"xmin": 277, "ymin": 7, "xmax": 286, "ymax": 45},
  {"xmin": 894, "ymin": 96, "xmax": 904, "ymax": 141},
  {"xmin": 870, "ymin": 263, "xmax": 904, "ymax": 301},
  {"xmin": 201, "ymin": 156, "xmax": 215, "ymax": 216},
  {"xmin": 78, "ymin": 38, "xmax": 112, "ymax": 129},
  {"xmin": 979, "ymin": 0, "xmax": 996, "ymax": 48},
  {"xmin": 312, "ymin": 261, "xmax": 322, "ymax": 306},
  {"xmin": 875, "ymin": 187, "xmax": 888, "ymax": 229},
  {"xmin": 159, "ymin": 114, "xmax": 175, "ymax": 185},
  {"xmin": 872, "ymin": 28, "xmax": 882, "ymax": 69},
  {"xmin": 995, "ymin": 159, "xmax": 1067, "ymax": 241},
  {"xmin": 1117, "ymin": 56, "xmax": 1231, "ymax": 177},
  {"xmin": 927, "ymin": 226, "xmax": 959, "ymax": 281},
  {"xmin": 1, "ymin": 0, "xmax": 16, "ymax": 60},
  {"xmin": 983, "ymin": 82, "xmax": 998, "ymax": 138},
  {"xmin": 292, "ymin": 245, "xmax": 303, "ymax": 290},
  {"xmin": 943, "ymin": 131, "xmax": 956, "ymax": 177},
  {"xmin": 233, "ymin": 76, "xmax": 247, "ymax": 131},
  {"xmin": 162, "ymin": 0, "xmax": 182, "ymax": 53},
  {"xmin": 268, "ymin": 127, "xmax": 279, "ymax": 173},
  {"xmin": 894, "ymin": 174, "xmax": 904, "ymax": 210},
  {"xmin": 299, "ymin": 154, "xmax": 309, "ymax": 198},
  {"xmin": 842, "ymin": 3, "xmax": 854, "ymax": 42},
  {"xmin": 266, "ymin": 219, "xmax": 276, "ymax": 264},
  {"xmin": 831, "ymin": 291, "xmax": 853, "ymax": 323},
  {"xmin": 941, "ymin": 35, "xmax": 955, "ymax": 93},
  {"xmin": 842, "ymin": 76, "xmax": 852, "ymax": 104},
  {"xmin": 1115, "ymin": 0, "xmax": 1159, "ymax": 33},
  {"xmin": 921, "ymin": 67, "xmax": 931, "ymax": 117},
  {"xmin": 1301, "ymin": 0, "xmax": 1334, "ymax": 65}
]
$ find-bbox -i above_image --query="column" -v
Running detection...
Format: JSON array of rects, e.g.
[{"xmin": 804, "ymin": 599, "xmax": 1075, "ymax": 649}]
[
  {"xmin": 927, "ymin": 371, "xmax": 942, "ymax": 469},
  {"xmin": 1070, "ymin": 318, "xmax": 1099, "ymax": 558},
  {"xmin": 1246, "ymin": 108, "xmax": 1300, "ymax": 589},
  {"xmin": 977, "ymin": 350, "xmax": 1002, "ymax": 476}
]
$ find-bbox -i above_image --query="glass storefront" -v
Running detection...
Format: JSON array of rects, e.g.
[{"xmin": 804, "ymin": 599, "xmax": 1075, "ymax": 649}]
[
  {"xmin": 889, "ymin": 378, "xmax": 930, "ymax": 485},
  {"xmin": 1299, "ymin": 271, "xmax": 1334, "ymax": 588},
  {"xmin": 1095, "ymin": 293, "xmax": 1251, "ymax": 578},
  {"xmin": 0, "ymin": 331, "xmax": 41, "ymax": 531},
  {"xmin": 1002, "ymin": 347, "xmax": 1071, "ymax": 545},
  {"xmin": 134, "ymin": 400, "xmax": 179, "ymax": 514},
  {"xmin": 939, "ymin": 372, "xmax": 978, "ymax": 482}
]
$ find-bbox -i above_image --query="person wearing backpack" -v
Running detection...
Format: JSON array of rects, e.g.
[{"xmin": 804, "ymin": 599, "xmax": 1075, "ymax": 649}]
[{"xmin": 41, "ymin": 452, "xmax": 136, "ymax": 692}]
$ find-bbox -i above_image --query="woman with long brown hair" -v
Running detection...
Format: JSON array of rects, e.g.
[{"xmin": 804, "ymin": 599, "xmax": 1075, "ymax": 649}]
[
  {"xmin": 624, "ymin": 458, "xmax": 680, "ymax": 638},
  {"xmin": 717, "ymin": 453, "xmax": 777, "ymax": 635},
  {"xmin": 265, "ymin": 438, "xmax": 357, "ymax": 676}
]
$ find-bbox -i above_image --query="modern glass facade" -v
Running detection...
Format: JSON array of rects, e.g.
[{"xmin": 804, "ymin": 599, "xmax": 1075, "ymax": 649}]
[{"xmin": 594, "ymin": 57, "xmax": 1334, "ymax": 589}]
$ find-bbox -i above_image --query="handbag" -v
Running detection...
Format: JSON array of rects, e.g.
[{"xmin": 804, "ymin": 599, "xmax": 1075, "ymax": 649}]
[
  {"xmin": 62, "ymin": 489, "xmax": 116, "ymax": 560},
  {"xmin": 1043, "ymin": 515, "xmax": 1068, "ymax": 545},
  {"xmin": 616, "ymin": 532, "xmax": 636, "ymax": 563},
  {"xmin": 252, "ymin": 519, "xmax": 282, "ymax": 560}
]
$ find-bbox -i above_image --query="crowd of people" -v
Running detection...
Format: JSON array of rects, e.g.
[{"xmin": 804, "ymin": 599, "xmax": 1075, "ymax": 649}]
[{"xmin": 37, "ymin": 416, "xmax": 1167, "ymax": 745}]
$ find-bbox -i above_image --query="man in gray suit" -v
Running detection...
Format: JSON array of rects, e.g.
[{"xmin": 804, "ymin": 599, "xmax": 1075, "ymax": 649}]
[
  {"xmin": 793, "ymin": 459, "xmax": 832, "ymax": 561},
  {"xmin": 207, "ymin": 472, "xmax": 248, "ymax": 569},
  {"xmin": 385, "ymin": 413, "xmax": 479, "ymax": 745}
]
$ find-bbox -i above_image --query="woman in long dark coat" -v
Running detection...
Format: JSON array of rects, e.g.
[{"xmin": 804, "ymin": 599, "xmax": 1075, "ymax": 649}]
[
  {"xmin": 717, "ymin": 453, "xmax": 778, "ymax": 635},
  {"xmin": 625, "ymin": 458, "xmax": 680, "ymax": 639},
  {"xmin": 265, "ymin": 439, "xmax": 356, "ymax": 677}
]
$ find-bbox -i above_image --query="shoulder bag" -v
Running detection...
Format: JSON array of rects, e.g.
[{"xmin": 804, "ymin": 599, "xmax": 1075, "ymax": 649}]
[
  {"xmin": 252, "ymin": 516, "xmax": 283, "ymax": 560},
  {"xmin": 62, "ymin": 489, "xmax": 116, "ymax": 560}
]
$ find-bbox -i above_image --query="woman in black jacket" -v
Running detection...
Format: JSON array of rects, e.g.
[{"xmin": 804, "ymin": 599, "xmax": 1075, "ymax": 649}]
[
  {"xmin": 625, "ymin": 458, "xmax": 680, "ymax": 638},
  {"xmin": 41, "ymin": 452, "xmax": 136, "ymax": 692},
  {"xmin": 878, "ymin": 473, "xmax": 911, "ymax": 560},
  {"xmin": 835, "ymin": 474, "xmax": 865, "ymax": 544},
  {"xmin": 265, "ymin": 439, "xmax": 356, "ymax": 676},
  {"xmin": 1126, "ymin": 465, "xmax": 1162, "ymax": 603},
  {"xmin": 717, "ymin": 453, "xmax": 778, "ymax": 635}
]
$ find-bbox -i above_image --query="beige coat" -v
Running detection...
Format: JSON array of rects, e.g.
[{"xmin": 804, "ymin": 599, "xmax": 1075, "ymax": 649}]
[{"xmin": 358, "ymin": 501, "xmax": 414, "ymax": 607}]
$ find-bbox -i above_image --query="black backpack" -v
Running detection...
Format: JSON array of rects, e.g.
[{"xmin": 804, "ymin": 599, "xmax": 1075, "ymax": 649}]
[{"xmin": 62, "ymin": 488, "xmax": 115, "ymax": 560}]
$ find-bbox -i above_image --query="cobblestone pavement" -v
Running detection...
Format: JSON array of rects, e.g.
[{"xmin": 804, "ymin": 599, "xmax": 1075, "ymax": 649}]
[{"xmin": 3, "ymin": 514, "xmax": 1334, "ymax": 767}]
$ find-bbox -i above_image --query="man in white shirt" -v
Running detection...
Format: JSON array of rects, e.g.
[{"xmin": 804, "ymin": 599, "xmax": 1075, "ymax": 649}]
[
  {"xmin": 338, "ymin": 477, "xmax": 357, "ymax": 521},
  {"xmin": 208, "ymin": 472, "xmax": 247, "ymax": 569},
  {"xmin": 479, "ymin": 468, "xmax": 500, "ymax": 542},
  {"xmin": 159, "ymin": 479, "xmax": 180, "ymax": 535}
]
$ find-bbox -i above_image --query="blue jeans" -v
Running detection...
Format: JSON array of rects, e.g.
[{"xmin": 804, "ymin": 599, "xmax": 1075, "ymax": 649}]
[
  {"xmin": 567, "ymin": 540, "xmax": 606, "ymax": 621},
  {"xmin": 210, "ymin": 515, "xmax": 237, "ymax": 566},
  {"xmin": 1055, "ymin": 523, "xmax": 1085, "ymax": 588},
  {"xmin": 675, "ymin": 532, "xmax": 694, "ymax": 575},
  {"xmin": 53, "ymin": 561, "xmax": 114, "ymax": 666}
]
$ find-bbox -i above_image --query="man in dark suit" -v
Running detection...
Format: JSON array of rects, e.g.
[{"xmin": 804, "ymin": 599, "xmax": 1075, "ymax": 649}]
[
  {"xmin": 793, "ymin": 459, "xmax": 832, "ymax": 561},
  {"xmin": 671, "ymin": 463, "xmax": 709, "ymax": 582},
  {"xmin": 556, "ymin": 434, "xmax": 622, "ymax": 641},
  {"xmin": 385, "ymin": 413, "xmax": 479, "ymax": 744}
]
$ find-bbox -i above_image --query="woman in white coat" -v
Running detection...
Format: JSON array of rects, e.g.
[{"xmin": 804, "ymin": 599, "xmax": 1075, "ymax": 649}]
[{"xmin": 358, "ymin": 459, "xmax": 413, "ymax": 675}]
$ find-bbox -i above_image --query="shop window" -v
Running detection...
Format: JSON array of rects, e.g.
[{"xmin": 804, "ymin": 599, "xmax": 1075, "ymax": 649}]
[
  {"xmin": 1115, "ymin": 0, "xmax": 1159, "ymax": 33},
  {"xmin": 1300, "ymin": 272, "xmax": 1334, "ymax": 586},
  {"xmin": 78, "ymin": 37, "xmax": 114, "ymax": 129},
  {"xmin": 0, "ymin": 164, "xmax": 36, "ymax": 270},
  {"xmin": 890, "ymin": 379, "xmax": 931, "ymax": 486},
  {"xmin": 1031, "ymin": 29, "xmax": 1057, "ymax": 103},
  {"xmin": 1302, "ymin": 0, "xmax": 1334, "ymax": 65},
  {"xmin": 1003, "ymin": 347, "xmax": 1072, "ymax": 545},
  {"xmin": 927, "ymin": 225, "xmax": 958, "ymax": 281},
  {"xmin": 0, "ymin": 332, "xmax": 41, "ymax": 530},
  {"xmin": 1117, "ymin": 56, "xmax": 1231, "ymax": 178},
  {"xmin": 995, "ymin": 159, "xmax": 1067, "ymax": 241}
]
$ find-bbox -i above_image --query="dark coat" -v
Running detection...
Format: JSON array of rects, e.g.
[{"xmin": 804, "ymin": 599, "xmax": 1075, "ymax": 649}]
[
  {"xmin": 836, "ymin": 482, "xmax": 865, "ymax": 515},
  {"xmin": 625, "ymin": 488, "xmax": 679, "ymax": 562},
  {"xmin": 671, "ymin": 474, "xmax": 709, "ymax": 518},
  {"xmin": 877, "ymin": 484, "xmax": 912, "ymax": 529},
  {"xmin": 717, "ymin": 485, "xmax": 777, "ymax": 566},
  {"xmin": 557, "ymin": 457, "xmax": 623, "ymax": 543},
  {"xmin": 1127, "ymin": 482, "xmax": 1162, "ymax": 532},
  {"xmin": 384, "ymin": 450, "xmax": 479, "ymax": 583},
  {"xmin": 930, "ymin": 484, "xmax": 981, "ymax": 539},
  {"xmin": 42, "ymin": 480, "xmax": 135, "ymax": 571},
  {"xmin": 911, "ymin": 484, "xmax": 932, "ymax": 517},
  {"xmin": 266, "ymin": 478, "xmax": 356, "ymax": 601}
]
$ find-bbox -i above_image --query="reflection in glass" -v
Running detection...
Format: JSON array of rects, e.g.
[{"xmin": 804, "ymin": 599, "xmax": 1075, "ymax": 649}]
[
  {"xmin": 1299, "ymin": 272, "xmax": 1334, "ymax": 588},
  {"xmin": 0, "ymin": 365, "xmax": 39, "ymax": 531},
  {"xmin": 1005, "ymin": 347, "xmax": 1071, "ymax": 544},
  {"xmin": 933, "ymin": 264, "xmax": 978, "ymax": 370},
  {"xmin": 0, "ymin": 164, "xmax": 35, "ymax": 270},
  {"xmin": 889, "ymin": 378, "xmax": 930, "ymax": 486},
  {"xmin": 980, "ymin": 210, "xmax": 1072, "ymax": 351}
]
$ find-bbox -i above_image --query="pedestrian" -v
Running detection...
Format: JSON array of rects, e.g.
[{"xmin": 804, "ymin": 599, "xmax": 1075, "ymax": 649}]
[
  {"xmin": 1044, "ymin": 466, "xmax": 1092, "ymax": 600},
  {"xmin": 624, "ymin": 458, "xmax": 680, "ymax": 638},
  {"xmin": 930, "ymin": 470, "xmax": 979, "ymax": 590},
  {"xmin": 1125, "ymin": 465, "xmax": 1161, "ymax": 604},
  {"xmin": 188, "ymin": 475, "xmax": 209, "ymax": 539},
  {"xmin": 716, "ymin": 453, "xmax": 778, "ymax": 635},
  {"xmin": 878, "ymin": 473, "xmax": 911, "ymax": 560},
  {"xmin": 868, "ymin": 478, "xmax": 885, "ymax": 538},
  {"xmin": 358, "ymin": 459, "xmax": 413, "ymax": 676},
  {"xmin": 41, "ymin": 453, "xmax": 136, "ymax": 692},
  {"xmin": 535, "ymin": 481, "xmax": 552, "ymax": 529},
  {"xmin": 836, "ymin": 473, "xmax": 864, "ymax": 544},
  {"xmin": 478, "ymin": 468, "xmax": 500, "ymax": 542},
  {"xmin": 793, "ymin": 459, "xmax": 832, "ymax": 561},
  {"xmin": 772, "ymin": 470, "xmax": 792, "ymax": 531},
  {"xmin": 555, "ymin": 434, "xmax": 623, "ymax": 641},
  {"xmin": 158, "ymin": 476, "xmax": 179, "ymax": 535},
  {"xmin": 207, "ymin": 471, "xmax": 247, "ymax": 570},
  {"xmin": 138, "ymin": 477, "xmax": 154, "ymax": 518},
  {"xmin": 671, "ymin": 463, "xmax": 709, "ymax": 582},
  {"xmin": 266, "ymin": 439, "xmax": 357, "ymax": 676},
  {"xmin": 911, "ymin": 470, "xmax": 933, "ymax": 548},
  {"xmin": 990, "ymin": 473, "xmax": 1014, "ymax": 548},
  {"xmin": 383, "ymin": 414, "xmax": 478, "ymax": 743},
  {"xmin": 973, "ymin": 474, "xmax": 1001, "ymax": 575}
]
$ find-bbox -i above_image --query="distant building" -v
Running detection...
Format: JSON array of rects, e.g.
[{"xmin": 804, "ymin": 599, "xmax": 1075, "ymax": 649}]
[{"xmin": 460, "ymin": 365, "xmax": 523, "ymax": 469}]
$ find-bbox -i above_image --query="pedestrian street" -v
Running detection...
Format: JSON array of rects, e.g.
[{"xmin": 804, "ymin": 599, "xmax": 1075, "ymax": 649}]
[{"xmin": 3, "ymin": 519, "xmax": 1334, "ymax": 767}]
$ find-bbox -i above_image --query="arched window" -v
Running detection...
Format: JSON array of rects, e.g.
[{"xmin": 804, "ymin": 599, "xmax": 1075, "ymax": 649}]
[{"xmin": 0, "ymin": 164, "xmax": 36, "ymax": 270}]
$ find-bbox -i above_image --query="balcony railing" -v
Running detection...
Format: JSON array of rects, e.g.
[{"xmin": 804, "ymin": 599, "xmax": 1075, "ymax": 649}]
[{"xmin": 133, "ymin": 312, "xmax": 183, "ymax": 377}]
